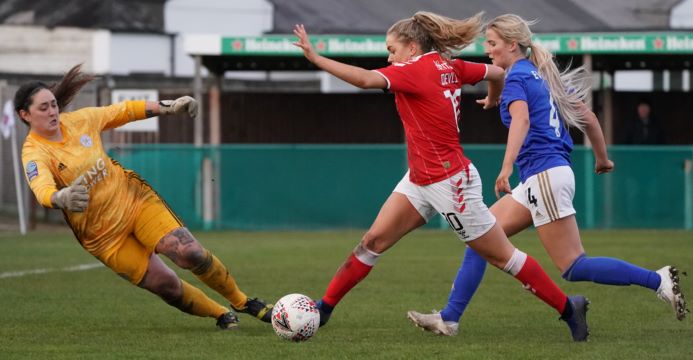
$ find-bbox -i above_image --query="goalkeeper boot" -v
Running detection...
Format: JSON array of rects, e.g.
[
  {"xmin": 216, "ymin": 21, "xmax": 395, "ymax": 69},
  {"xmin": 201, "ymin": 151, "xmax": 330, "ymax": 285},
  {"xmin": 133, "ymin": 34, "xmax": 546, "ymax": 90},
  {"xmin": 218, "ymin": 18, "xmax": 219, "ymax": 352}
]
[
  {"xmin": 656, "ymin": 266, "xmax": 689, "ymax": 321},
  {"xmin": 406, "ymin": 310, "xmax": 459, "ymax": 336},
  {"xmin": 232, "ymin": 297, "xmax": 273, "ymax": 323},
  {"xmin": 216, "ymin": 311, "xmax": 239, "ymax": 330},
  {"xmin": 316, "ymin": 299, "xmax": 333, "ymax": 327},
  {"xmin": 560, "ymin": 295, "xmax": 590, "ymax": 342}
]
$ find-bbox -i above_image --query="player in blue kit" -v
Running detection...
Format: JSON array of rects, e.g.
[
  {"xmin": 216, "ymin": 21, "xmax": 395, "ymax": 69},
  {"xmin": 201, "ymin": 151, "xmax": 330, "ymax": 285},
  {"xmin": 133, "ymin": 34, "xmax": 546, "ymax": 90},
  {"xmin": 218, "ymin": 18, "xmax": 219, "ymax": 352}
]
[
  {"xmin": 407, "ymin": 14, "xmax": 688, "ymax": 336},
  {"xmin": 294, "ymin": 11, "xmax": 596, "ymax": 341}
]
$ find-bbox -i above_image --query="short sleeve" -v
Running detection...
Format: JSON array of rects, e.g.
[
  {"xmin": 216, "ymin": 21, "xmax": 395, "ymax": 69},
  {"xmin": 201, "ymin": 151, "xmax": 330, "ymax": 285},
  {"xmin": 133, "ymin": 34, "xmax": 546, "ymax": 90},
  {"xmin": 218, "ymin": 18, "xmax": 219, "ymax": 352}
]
[
  {"xmin": 501, "ymin": 74, "xmax": 528, "ymax": 109},
  {"xmin": 453, "ymin": 60, "xmax": 487, "ymax": 85},
  {"xmin": 373, "ymin": 62, "xmax": 421, "ymax": 93}
]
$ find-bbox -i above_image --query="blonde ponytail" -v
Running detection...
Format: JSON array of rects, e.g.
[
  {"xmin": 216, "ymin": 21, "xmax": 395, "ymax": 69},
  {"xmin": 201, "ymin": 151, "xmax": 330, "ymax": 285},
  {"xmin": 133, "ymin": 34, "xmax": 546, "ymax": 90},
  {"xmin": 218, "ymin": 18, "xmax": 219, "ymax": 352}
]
[
  {"xmin": 388, "ymin": 12, "xmax": 483, "ymax": 58},
  {"xmin": 488, "ymin": 14, "xmax": 591, "ymax": 131},
  {"xmin": 529, "ymin": 43, "xmax": 590, "ymax": 130}
]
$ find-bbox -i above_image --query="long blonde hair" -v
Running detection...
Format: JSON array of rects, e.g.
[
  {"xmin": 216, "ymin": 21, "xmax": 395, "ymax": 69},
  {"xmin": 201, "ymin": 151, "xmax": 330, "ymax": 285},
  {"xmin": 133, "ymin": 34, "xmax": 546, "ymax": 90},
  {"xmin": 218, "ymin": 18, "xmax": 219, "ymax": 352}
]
[
  {"xmin": 487, "ymin": 14, "xmax": 590, "ymax": 130},
  {"xmin": 388, "ymin": 11, "xmax": 483, "ymax": 59}
]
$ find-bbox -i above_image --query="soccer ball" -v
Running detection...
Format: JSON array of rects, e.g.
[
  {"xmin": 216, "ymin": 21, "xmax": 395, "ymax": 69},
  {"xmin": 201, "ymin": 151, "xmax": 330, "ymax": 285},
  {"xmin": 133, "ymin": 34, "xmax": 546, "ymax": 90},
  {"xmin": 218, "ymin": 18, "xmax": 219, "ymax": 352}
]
[{"xmin": 271, "ymin": 293, "xmax": 320, "ymax": 342}]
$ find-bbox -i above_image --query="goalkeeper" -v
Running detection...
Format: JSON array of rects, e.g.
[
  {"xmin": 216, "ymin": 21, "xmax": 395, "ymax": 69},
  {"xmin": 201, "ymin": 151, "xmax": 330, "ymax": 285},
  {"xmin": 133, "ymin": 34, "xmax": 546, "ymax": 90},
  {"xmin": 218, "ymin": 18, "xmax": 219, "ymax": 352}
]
[{"xmin": 16, "ymin": 64, "xmax": 272, "ymax": 329}]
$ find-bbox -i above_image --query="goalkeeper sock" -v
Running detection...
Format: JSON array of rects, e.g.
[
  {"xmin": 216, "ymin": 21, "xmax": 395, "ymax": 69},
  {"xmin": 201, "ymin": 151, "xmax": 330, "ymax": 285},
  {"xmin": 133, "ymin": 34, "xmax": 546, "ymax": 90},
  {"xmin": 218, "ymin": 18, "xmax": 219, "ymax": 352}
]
[
  {"xmin": 505, "ymin": 249, "xmax": 568, "ymax": 314},
  {"xmin": 322, "ymin": 246, "xmax": 379, "ymax": 307},
  {"xmin": 169, "ymin": 280, "xmax": 228, "ymax": 318},
  {"xmin": 191, "ymin": 250, "xmax": 248, "ymax": 309},
  {"xmin": 440, "ymin": 246, "xmax": 487, "ymax": 322},
  {"xmin": 562, "ymin": 254, "xmax": 661, "ymax": 290}
]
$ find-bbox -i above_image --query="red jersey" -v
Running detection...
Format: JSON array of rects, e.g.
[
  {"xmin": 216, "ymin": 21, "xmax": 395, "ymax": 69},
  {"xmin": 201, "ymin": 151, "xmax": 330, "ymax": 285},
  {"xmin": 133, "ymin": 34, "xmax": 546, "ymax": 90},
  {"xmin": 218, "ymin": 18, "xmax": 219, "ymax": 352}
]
[{"xmin": 374, "ymin": 52, "xmax": 487, "ymax": 185}]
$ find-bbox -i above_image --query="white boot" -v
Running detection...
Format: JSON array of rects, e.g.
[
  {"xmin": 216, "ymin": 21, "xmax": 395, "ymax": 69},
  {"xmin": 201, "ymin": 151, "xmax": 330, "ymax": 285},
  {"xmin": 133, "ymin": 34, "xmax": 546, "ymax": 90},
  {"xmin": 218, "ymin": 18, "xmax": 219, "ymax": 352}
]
[
  {"xmin": 655, "ymin": 266, "xmax": 688, "ymax": 321},
  {"xmin": 406, "ymin": 310, "xmax": 459, "ymax": 336}
]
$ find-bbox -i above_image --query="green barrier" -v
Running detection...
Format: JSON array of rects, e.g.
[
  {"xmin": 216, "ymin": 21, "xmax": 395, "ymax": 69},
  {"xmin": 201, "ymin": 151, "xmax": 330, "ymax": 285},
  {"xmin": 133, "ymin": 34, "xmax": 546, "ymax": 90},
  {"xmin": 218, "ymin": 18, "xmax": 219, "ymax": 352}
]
[
  {"xmin": 110, "ymin": 145, "xmax": 207, "ymax": 229},
  {"xmin": 590, "ymin": 146, "xmax": 693, "ymax": 229},
  {"xmin": 218, "ymin": 145, "xmax": 406, "ymax": 230},
  {"xmin": 109, "ymin": 144, "xmax": 693, "ymax": 231}
]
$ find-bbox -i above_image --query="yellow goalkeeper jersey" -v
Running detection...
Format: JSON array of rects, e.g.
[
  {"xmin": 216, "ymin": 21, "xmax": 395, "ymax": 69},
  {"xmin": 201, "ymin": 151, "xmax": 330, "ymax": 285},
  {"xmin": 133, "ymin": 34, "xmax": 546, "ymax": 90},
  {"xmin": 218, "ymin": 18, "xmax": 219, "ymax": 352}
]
[{"xmin": 22, "ymin": 100, "xmax": 149, "ymax": 255}]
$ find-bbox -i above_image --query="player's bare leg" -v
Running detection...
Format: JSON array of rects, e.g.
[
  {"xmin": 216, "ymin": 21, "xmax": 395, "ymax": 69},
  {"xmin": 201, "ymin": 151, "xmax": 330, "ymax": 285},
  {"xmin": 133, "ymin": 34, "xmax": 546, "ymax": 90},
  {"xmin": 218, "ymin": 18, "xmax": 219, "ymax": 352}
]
[
  {"xmin": 490, "ymin": 194, "xmax": 534, "ymax": 238},
  {"xmin": 535, "ymin": 215, "xmax": 584, "ymax": 273},
  {"xmin": 156, "ymin": 227, "xmax": 272, "ymax": 322},
  {"xmin": 138, "ymin": 253, "xmax": 237, "ymax": 329},
  {"xmin": 539, "ymin": 216, "xmax": 687, "ymax": 320},
  {"xmin": 407, "ymin": 195, "xmax": 535, "ymax": 335},
  {"xmin": 467, "ymin": 224, "xmax": 589, "ymax": 341},
  {"xmin": 317, "ymin": 192, "xmax": 426, "ymax": 326}
]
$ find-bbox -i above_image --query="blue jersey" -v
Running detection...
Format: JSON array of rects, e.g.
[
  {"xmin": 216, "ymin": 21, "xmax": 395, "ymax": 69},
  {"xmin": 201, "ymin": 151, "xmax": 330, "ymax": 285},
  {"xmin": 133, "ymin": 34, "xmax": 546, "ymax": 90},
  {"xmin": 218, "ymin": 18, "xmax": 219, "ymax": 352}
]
[{"xmin": 500, "ymin": 59, "xmax": 573, "ymax": 182}]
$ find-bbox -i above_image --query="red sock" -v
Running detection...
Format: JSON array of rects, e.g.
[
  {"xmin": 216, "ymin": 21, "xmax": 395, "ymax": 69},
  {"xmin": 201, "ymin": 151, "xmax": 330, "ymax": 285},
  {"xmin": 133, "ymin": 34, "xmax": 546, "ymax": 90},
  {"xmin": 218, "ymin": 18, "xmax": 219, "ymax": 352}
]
[
  {"xmin": 514, "ymin": 255, "xmax": 567, "ymax": 314},
  {"xmin": 322, "ymin": 253, "xmax": 373, "ymax": 307}
]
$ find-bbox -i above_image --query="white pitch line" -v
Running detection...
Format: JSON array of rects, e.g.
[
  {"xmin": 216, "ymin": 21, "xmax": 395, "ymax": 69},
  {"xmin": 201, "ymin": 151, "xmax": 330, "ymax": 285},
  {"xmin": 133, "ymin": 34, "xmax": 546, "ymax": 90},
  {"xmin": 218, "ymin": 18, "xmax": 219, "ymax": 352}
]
[{"xmin": 0, "ymin": 262, "xmax": 104, "ymax": 279}]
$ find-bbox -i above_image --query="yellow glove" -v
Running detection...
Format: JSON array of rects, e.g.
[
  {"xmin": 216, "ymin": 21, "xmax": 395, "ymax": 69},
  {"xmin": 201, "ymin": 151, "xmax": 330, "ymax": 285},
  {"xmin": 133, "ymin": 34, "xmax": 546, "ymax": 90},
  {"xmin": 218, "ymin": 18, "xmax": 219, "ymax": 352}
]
[
  {"xmin": 159, "ymin": 96, "xmax": 198, "ymax": 118},
  {"xmin": 52, "ymin": 178, "xmax": 89, "ymax": 212}
]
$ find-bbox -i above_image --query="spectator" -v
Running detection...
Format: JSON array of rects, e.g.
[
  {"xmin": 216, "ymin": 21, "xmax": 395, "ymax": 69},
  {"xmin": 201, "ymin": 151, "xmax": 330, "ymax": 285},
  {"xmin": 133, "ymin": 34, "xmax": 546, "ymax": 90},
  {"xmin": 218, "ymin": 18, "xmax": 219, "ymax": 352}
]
[{"xmin": 625, "ymin": 99, "xmax": 662, "ymax": 144}]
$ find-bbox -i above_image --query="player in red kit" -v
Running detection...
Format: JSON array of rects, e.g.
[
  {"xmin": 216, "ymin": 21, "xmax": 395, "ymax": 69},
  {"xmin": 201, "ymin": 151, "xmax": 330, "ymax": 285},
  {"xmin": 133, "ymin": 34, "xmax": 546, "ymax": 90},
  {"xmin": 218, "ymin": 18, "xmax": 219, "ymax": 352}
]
[{"xmin": 293, "ymin": 11, "xmax": 589, "ymax": 341}]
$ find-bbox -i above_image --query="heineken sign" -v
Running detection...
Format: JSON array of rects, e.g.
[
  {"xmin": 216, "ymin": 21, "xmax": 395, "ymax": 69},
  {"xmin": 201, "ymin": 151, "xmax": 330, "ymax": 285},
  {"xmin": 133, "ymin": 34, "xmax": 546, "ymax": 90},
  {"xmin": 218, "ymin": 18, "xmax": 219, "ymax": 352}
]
[
  {"xmin": 536, "ymin": 33, "xmax": 693, "ymax": 54},
  {"xmin": 222, "ymin": 35, "xmax": 387, "ymax": 56},
  {"xmin": 220, "ymin": 32, "xmax": 693, "ymax": 56}
]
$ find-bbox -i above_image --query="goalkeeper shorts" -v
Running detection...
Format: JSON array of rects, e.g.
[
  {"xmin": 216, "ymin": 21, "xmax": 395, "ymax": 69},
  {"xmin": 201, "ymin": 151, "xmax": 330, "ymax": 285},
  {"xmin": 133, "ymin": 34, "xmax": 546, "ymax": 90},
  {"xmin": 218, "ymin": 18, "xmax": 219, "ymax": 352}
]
[{"xmin": 93, "ymin": 185, "xmax": 183, "ymax": 285}]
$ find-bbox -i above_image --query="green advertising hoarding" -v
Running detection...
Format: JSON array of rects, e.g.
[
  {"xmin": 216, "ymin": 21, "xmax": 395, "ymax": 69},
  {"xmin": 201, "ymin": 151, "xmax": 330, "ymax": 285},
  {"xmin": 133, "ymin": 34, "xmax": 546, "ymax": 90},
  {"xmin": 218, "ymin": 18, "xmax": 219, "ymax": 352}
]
[{"xmin": 220, "ymin": 32, "xmax": 693, "ymax": 57}]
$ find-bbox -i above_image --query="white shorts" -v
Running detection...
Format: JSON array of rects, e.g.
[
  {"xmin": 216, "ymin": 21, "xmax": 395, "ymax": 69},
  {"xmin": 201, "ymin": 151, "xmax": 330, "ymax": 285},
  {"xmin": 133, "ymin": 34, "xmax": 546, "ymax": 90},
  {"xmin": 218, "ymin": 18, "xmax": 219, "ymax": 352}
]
[
  {"xmin": 394, "ymin": 164, "xmax": 496, "ymax": 242},
  {"xmin": 511, "ymin": 165, "xmax": 576, "ymax": 227}
]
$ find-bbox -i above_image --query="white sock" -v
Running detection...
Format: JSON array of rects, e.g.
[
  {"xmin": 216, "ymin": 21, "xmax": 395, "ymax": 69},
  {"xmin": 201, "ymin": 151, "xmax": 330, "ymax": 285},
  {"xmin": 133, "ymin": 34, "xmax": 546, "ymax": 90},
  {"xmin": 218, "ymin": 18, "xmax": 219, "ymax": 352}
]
[
  {"xmin": 353, "ymin": 244, "xmax": 381, "ymax": 266},
  {"xmin": 502, "ymin": 249, "xmax": 528, "ymax": 276}
]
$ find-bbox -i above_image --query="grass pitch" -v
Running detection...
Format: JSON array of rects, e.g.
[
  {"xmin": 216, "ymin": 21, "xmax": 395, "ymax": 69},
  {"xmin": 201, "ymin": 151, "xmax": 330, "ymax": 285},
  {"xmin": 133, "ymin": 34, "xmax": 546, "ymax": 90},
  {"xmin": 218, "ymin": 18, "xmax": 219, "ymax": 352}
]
[{"xmin": 1, "ymin": 228, "xmax": 691, "ymax": 359}]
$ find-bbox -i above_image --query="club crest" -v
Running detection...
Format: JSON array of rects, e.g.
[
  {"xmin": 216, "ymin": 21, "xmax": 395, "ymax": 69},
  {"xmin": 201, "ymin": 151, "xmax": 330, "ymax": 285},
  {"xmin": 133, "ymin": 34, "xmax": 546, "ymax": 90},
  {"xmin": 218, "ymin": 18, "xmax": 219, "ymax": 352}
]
[{"xmin": 80, "ymin": 134, "xmax": 93, "ymax": 147}]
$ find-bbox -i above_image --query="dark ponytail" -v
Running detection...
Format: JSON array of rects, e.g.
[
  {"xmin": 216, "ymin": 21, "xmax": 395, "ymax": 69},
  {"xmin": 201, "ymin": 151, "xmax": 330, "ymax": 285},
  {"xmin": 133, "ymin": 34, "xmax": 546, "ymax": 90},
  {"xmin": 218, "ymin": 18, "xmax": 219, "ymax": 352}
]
[
  {"xmin": 51, "ymin": 64, "xmax": 96, "ymax": 111},
  {"xmin": 14, "ymin": 64, "xmax": 96, "ymax": 125}
]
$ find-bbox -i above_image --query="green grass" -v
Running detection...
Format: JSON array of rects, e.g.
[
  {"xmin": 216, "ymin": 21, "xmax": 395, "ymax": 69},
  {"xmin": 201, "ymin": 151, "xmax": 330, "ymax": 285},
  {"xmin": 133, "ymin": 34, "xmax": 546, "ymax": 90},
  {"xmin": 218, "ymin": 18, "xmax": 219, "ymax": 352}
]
[{"xmin": 1, "ymin": 229, "xmax": 692, "ymax": 359}]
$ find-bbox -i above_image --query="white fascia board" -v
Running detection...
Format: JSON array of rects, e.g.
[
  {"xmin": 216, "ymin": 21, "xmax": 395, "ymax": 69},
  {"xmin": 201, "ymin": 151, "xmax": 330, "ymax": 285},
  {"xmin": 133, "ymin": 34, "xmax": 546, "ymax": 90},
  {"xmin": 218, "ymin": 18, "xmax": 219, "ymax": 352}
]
[
  {"xmin": 184, "ymin": 34, "xmax": 221, "ymax": 55},
  {"xmin": 91, "ymin": 30, "xmax": 111, "ymax": 74}
]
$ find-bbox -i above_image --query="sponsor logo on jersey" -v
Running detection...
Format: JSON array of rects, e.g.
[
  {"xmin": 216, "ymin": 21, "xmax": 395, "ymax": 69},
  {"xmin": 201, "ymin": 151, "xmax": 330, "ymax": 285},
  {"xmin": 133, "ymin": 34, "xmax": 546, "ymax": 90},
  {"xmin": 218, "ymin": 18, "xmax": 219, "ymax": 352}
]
[
  {"xmin": 25, "ymin": 160, "xmax": 38, "ymax": 182},
  {"xmin": 80, "ymin": 134, "xmax": 93, "ymax": 148},
  {"xmin": 73, "ymin": 157, "xmax": 108, "ymax": 190},
  {"xmin": 433, "ymin": 60, "xmax": 453, "ymax": 71}
]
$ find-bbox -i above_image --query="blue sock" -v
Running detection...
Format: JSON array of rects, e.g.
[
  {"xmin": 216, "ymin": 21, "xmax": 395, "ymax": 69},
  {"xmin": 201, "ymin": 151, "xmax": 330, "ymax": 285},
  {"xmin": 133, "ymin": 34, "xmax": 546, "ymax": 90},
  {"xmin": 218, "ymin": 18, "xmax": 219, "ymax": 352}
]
[
  {"xmin": 440, "ymin": 247, "xmax": 487, "ymax": 322},
  {"xmin": 562, "ymin": 254, "xmax": 661, "ymax": 290}
]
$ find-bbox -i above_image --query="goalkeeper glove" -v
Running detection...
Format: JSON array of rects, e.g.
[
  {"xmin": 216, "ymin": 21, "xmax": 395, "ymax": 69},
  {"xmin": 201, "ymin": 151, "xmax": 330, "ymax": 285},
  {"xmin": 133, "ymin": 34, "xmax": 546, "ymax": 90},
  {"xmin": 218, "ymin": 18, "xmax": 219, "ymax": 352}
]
[
  {"xmin": 52, "ymin": 179, "xmax": 89, "ymax": 212},
  {"xmin": 159, "ymin": 96, "xmax": 198, "ymax": 118}
]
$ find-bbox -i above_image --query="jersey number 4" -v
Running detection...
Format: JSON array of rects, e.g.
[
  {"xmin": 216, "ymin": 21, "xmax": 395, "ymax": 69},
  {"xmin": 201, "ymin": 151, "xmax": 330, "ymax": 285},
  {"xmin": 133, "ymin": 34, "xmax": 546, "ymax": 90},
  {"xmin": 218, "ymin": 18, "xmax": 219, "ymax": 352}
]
[{"xmin": 548, "ymin": 93, "xmax": 561, "ymax": 137}]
